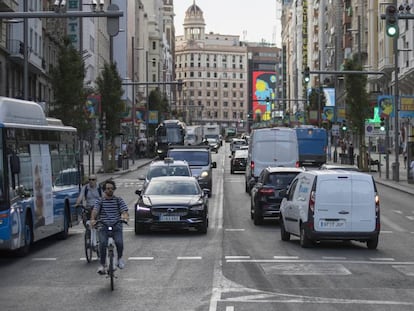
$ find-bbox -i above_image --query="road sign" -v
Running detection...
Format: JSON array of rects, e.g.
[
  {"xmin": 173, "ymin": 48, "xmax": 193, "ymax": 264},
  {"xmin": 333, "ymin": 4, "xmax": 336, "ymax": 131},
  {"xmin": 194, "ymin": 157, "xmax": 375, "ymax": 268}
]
[
  {"xmin": 365, "ymin": 123, "xmax": 385, "ymax": 137},
  {"xmin": 332, "ymin": 124, "xmax": 340, "ymax": 136}
]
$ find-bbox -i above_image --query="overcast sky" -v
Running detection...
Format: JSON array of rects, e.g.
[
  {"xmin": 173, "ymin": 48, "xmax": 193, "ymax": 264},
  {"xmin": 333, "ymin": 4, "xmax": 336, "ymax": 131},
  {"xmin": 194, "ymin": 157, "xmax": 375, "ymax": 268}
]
[{"xmin": 173, "ymin": 0, "xmax": 282, "ymax": 46}]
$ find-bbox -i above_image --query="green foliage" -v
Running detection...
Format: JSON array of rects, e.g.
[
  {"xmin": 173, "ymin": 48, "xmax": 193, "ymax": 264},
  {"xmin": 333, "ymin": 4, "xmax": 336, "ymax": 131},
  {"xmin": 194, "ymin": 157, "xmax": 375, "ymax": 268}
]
[
  {"xmin": 96, "ymin": 62, "xmax": 124, "ymax": 140},
  {"xmin": 308, "ymin": 87, "xmax": 326, "ymax": 111},
  {"xmin": 50, "ymin": 37, "xmax": 88, "ymax": 135},
  {"xmin": 343, "ymin": 56, "xmax": 370, "ymax": 137},
  {"xmin": 148, "ymin": 88, "xmax": 169, "ymax": 137}
]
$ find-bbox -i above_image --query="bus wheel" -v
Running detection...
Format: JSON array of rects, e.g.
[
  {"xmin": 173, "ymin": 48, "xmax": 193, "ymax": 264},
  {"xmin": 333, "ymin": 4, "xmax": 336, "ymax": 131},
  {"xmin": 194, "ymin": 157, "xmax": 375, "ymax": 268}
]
[
  {"xmin": 16, "ymin": 216, "xmax": 33, "ymax": 257},
  {"xmin": 57, "ymin": 205, "xmax": 69, "ymax": 240}
]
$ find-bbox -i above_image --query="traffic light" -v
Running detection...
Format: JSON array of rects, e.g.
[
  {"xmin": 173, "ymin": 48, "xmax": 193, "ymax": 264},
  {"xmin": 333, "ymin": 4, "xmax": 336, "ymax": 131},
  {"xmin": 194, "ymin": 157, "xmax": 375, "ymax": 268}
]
[
  {"xmin": 342, "ymin": 120, "xmax": 347, "ymax": 131},
  {"xmin": 380, "ymin": 117, "xmax": 385, "ymax": 131},
  {"xmin": 19, "ymin": 42, "xmax": 24, "ymax": 54},
  {"xmin": 303, "ymin": 66, "xmax": 310, "ymax": 83},
  {"xmin": 385, "ymin": 4, "xmax": 399, "ymax": 37}
]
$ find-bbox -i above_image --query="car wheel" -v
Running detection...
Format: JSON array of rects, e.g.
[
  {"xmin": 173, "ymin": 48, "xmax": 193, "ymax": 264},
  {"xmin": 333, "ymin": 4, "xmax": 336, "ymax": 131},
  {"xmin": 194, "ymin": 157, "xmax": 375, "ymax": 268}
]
[
  {"xmin": 300, "ymin": 224, "xmax": 313, "ymax": 248},
  {"xmin": 280, "ymin": 217, "xmax": 290, "ymax": 241},
  {"xmin": 230, "ymin": 167, "xmax": 234, "ymax": 174},
  {"xmin": 245, "ymin": 182, "xmax": 249, "ymax": 193},
  {"xmin": 366, "ymin": 236, "xmax": 379, "ymax": 250},
  {"xmin": 253, "ymin": 206, "xmax": 263, "ymax": 225},
  {"xmin": 198, "ymin": 217, "xmax": 208, "ymax": 234}
]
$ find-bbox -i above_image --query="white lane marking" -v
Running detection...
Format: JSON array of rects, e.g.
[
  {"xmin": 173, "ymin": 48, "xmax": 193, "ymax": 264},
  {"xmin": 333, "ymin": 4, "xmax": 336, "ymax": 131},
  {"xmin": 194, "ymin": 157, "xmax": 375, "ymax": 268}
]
[
  {"xmin": 225, "ymin": 228, "xmax": 245, "ymax": 232},
  {"xmin": 225, "ymin": 256, "xmax": 250, "ymax": 259},
  {"xmin": 381, "ymin": 230, "xmax": 393, "ymax": 233},
  {"xmin": 128, "ymin": 257, "xmax": 154, "ymax": 260},
  {"xmin": 322, "ymin": 256, "xmax": 347, "ymax": 260},
  {"xmin": 225, "ymin": 307, "xmax": 234, "ymax": 311},
  {"xmin": 177, "ymin": 256, "xmax": 202, "ymax": 260},
  {"xmin": 273, "ymin": 256, "xmax": 299, "ymax": 260},
  {"xmin": 225, "ymin": 259, "xmax": 414, "ymax": 265},
  {"xmin": 406, "ymin": 216, "xmax": 414, "ymax": 220},
  {"xmin": 393, "ymin": 210, "xmax": 403, "ymax": 214},
  {"xmin": 32, "ymin": 258, "xmax": 57, "ymax": 261},
  {"xmin": 369, "ymin": 257, "xmax": 395, "ymax": 261}
]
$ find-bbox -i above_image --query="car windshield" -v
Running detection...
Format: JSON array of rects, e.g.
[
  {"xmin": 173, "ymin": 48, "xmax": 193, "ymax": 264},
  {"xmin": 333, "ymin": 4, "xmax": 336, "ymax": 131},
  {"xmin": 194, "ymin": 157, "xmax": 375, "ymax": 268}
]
[
  {"xmin": 267, "ymin": 173, "xmax": 299, "ymax": 189},
  {"xmin": 145, "ymin": 180, "xmax": 200, "ymax": 195},
  {"xmin": 168, "ymin": 151, "xmax": 209, "ymax": 166},
  {"xmin": 147, "ymin": 165, "xmax": 190, "ymax": 179}
]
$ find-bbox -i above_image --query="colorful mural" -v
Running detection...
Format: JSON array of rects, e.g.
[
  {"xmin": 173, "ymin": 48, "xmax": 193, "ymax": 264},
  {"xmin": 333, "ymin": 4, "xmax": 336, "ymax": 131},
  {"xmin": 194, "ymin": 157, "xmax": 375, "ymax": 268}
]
[{"xmin": 252, "ymin": 71, "xmax": 277, "ymax": 121}]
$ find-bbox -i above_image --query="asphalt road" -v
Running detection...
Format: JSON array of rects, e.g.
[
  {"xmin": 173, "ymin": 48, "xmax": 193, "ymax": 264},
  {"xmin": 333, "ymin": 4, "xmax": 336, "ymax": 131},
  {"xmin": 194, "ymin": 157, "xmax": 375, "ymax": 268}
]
[{"xmin": 1, "ymin": 144, "xmax": 414, "ymax": 311}]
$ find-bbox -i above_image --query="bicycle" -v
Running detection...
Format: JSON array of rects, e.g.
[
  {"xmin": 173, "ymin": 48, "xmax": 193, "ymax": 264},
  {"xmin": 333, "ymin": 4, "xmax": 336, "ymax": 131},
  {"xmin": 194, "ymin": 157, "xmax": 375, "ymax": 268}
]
[
  {"xmin": 80, "ymin": 205, "xmax": 99, "ymax": 263},
  {"xmin": 96, "ymin": 219, "xmax": 128, "ymax": 291}
]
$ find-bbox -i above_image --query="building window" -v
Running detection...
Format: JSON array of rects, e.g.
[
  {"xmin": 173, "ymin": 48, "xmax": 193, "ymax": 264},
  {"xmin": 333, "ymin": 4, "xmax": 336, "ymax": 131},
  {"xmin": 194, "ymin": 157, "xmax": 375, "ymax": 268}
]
[
  {"xmin": 224, "ymin": 111, "xmax": 228, "ymax": 119},
  {"xmin": 223, "ymin": 101, "xmax": 228, "ymax": 107}
]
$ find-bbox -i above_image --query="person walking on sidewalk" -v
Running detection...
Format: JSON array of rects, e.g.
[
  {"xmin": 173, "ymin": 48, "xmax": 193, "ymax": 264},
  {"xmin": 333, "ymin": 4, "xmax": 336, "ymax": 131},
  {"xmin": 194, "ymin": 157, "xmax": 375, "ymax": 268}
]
[{"xmin": 90, "ymin": 179, "xmax": 129, "ymax": 274}]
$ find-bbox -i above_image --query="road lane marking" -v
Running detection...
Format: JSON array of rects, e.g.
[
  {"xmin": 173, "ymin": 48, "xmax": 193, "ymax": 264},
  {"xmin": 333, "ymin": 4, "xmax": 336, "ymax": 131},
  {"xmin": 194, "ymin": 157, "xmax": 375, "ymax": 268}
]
[
  {"xmin": 128, "ymin": 257, "xmax": 154, "ymax": 260},
  {"xmin": 369, "ymin": 257, "xmax": 395, "ymax": 261},
  {"xmin": 177, "ymin": 256, "xmax": 202, "ymax": 260},
  {"xmin": 225, "ymin": 228, "xmax": 245, "ymax": 232},
  {"xmin": 31, "ymin": 258, "xmax": 57, "ymax": 261},
  {"xmin": 225, "ymin": 259, "xmax": 414, "ymax": 265},
  {"xmin": 273, "ymin": 256, "xmax": 299, "ymax": 259},
  {"xmin": 322, "ymin": 256, "xmax": 347, "ymax": 260},
  {"xmin": 225, "ymin": 256, "xmax": 250, "ymax": 259}
]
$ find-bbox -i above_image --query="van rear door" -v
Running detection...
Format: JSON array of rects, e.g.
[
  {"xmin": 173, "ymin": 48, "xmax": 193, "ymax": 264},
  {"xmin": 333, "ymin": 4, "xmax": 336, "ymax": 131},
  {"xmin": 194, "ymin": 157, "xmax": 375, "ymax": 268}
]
[
  {"xmin": 314, "ymin": 174, "xmax": 353, "ymax": 232},
  {"xmin": 350, "ymin": 176, "xmax": 376, "ymax": 232}
]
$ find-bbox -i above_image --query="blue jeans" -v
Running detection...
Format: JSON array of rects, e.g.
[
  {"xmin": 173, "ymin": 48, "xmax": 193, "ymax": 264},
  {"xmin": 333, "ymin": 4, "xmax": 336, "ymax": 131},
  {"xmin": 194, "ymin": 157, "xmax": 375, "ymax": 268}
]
[{"xmin": 98, "ymin": 223, "xmax": 124, "ymax": 266}]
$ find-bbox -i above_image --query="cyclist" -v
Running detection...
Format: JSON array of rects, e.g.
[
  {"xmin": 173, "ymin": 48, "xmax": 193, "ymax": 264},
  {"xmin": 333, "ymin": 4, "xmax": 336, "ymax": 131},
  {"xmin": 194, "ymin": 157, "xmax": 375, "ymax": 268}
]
[
  {"xmin": 90, "ymin": 179, "xmax": 129, "ymax": 274},
  {"xmin": 75, "ymin": 174, "xmax": 103, "ymax": 226}
]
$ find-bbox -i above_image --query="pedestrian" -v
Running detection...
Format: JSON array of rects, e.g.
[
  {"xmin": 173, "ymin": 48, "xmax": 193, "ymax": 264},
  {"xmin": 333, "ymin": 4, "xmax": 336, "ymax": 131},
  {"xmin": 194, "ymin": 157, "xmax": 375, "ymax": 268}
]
[
  {"xmin": 402, "ymin": 142, "xmax": 407, "ymax": 168},
  {"xmin": 127, "ymin": 140, "xmax": 135, "ymax": 163},
  {"xmin": 75, "ymin": 174, "xmax": 103, "ymax": 227},
  {"xmin": 348, "ymin": 143, "xmax": 354, "ymax": 165},
  {"xmin": 90, "ymin": 179, "xmax": 129, "ymax": 274}
]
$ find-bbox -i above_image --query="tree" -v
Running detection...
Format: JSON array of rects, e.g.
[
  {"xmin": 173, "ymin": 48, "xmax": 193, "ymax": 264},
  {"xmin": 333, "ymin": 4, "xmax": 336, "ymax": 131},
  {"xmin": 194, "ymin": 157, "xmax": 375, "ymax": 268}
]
[
  {"xmin": 147, "ymin": 88, "xmax": 169, "ymax": 136},
  {"xmin": 50, "ymin": 37, "xmax": 88, "ymax": 135},
  {"xmin": 343, "ymin": 54, "xmax": 370, "ymax": 169},
  {"xmin": 96, "ymin": 62, "xmax": 124, "ymax": 140}
]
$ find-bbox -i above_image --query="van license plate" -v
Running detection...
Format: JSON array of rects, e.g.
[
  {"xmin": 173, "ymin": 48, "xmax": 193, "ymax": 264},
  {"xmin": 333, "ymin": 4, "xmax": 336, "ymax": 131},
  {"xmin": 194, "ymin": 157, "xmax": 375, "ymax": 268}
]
[
  {"xmin": 160, "ymin": 215, "xmax": 180, "ymax": 222},
  {"xmin": 319, "ymin": 220, "xmax": 345, "ymax": 228}
]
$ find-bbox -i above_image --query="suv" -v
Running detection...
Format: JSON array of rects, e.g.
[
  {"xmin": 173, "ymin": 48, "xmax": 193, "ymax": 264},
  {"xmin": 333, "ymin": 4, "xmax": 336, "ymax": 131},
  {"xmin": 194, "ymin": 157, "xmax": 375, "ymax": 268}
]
[
  {"xmin": 167, "ymin": 146, "xmax": 216, "ymax": 197},
  {"xmin": 138, "ymin": 157, "xmax": 191, "ymax": 190},
  {"xmin": 250, "ymin": 167, "xmax": 303, "ymax": 225}
]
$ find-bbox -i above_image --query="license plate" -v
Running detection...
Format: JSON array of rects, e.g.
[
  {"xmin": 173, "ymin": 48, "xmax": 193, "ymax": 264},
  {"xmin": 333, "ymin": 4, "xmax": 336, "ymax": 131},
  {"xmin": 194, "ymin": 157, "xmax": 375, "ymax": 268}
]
[
  {"xmin": 319, "ymin": 220, "xmax": 345, "ymax": 228},
  {"xmin": 160, "ymin": 215, "xmax": 180, "ymax": 222}
]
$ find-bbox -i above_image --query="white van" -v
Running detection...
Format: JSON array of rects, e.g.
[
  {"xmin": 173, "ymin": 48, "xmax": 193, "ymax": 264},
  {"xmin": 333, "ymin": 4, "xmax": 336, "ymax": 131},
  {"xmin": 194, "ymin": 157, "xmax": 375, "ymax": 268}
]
[
  {"xmin": 245, "ymin": 127, "xmax": 299, "ymax": 193},
  {"xmin": 279, "ymin": 170, "xmax": 380, "ymax": 249}
]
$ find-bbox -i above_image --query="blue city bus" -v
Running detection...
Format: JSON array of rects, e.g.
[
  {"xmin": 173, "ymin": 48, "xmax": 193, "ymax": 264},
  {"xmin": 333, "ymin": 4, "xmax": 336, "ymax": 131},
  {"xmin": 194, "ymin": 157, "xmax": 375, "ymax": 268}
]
[
  {"xmin": 0, "ymin": 97, "xmax": 81, "ymax": 255},
  {"xmin": 294, "ymin": 126, "xmax": 328, "ymax": 166},
  {"xmin": 155, "ymin": 119, "xmax": 186, "ymax": 159}
]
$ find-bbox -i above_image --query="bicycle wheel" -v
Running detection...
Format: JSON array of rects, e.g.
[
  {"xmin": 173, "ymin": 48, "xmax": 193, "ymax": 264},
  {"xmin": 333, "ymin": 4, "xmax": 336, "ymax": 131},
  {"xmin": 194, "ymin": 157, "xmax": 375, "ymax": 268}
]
[
  {"xmin": 84, "ymin": 228, "xmax": 93, "ymax": 263},
  {"xmin": 108, "ymin": 249, "xmax": 114, "ymax": 291}
]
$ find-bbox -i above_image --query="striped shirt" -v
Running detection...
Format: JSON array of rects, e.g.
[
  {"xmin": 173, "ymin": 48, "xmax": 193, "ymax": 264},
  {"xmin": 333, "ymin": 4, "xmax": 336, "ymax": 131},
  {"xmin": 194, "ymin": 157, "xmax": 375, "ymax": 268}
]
[{"xmin": 93, "ymin": 196, "xmax": 128, "ymax": 226}]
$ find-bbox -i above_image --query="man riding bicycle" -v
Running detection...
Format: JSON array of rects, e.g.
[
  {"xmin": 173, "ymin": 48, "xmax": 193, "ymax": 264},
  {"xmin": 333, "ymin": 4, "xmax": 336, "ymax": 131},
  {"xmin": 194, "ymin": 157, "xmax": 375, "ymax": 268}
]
[
  {"xmin": 75, "ymin": 174, "xmax": 102, "ymax": 226},
  {"xmin": 90, "ymin": 179, "xmax": 129, "ymax": 274}
]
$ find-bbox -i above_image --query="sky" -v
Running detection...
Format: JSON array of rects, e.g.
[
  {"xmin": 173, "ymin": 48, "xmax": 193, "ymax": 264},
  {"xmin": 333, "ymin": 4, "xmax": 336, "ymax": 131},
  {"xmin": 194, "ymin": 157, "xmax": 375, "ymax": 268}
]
[{"xmin": 173, "ymin": 0, "xmax": 282, "ymax": 46}]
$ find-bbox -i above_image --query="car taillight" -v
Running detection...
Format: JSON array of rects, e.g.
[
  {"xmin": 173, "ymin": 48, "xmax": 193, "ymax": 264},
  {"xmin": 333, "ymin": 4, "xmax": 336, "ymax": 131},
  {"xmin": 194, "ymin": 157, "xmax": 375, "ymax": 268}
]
[
  {"xmin": 375, "ymin": 193, "xmax": 381, "ymax": 231},
  {"xmin": 250, "ymin": 161, "xmax": 255, "ymax": 170},
  {"xmin": 295, "ymin": 161, "xmax": 300, "ymax": 167},
  {"xmin": 259, "ymin": 188, "xmax": 274, "ymax": 195},
  {"xmin": 309, "ymin": 190, "xmax": 315, "ymax": 213}
]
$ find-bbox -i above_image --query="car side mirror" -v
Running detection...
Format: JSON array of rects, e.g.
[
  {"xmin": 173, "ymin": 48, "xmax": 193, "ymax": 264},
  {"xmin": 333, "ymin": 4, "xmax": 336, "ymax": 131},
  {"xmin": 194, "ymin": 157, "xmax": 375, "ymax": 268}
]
[
  {"xmin": 212, "ymin": 162, "xmax": 217, "ymax": 168},
  {"xmin": 135, "ymin": 189, "xmax": 142, "ymax": 196}
]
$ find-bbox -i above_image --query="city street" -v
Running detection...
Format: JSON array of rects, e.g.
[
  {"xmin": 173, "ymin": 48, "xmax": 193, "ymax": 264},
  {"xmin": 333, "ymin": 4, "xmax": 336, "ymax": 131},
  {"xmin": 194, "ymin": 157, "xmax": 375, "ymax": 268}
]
[{"xmin": 1, "ymin": 143, "xmax": 414, "ymax": 311}]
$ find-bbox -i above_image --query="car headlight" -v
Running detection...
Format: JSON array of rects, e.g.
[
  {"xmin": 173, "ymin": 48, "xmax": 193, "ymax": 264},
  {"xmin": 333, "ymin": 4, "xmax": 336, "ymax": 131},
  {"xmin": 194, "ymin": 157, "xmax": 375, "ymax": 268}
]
[
  {"xmin": 190, "ymin": 203, "xmax": 205, "ymax": 211},
  {"xmin": 200, "ymin": 171, "xmax": 209, "ymax": 178}
]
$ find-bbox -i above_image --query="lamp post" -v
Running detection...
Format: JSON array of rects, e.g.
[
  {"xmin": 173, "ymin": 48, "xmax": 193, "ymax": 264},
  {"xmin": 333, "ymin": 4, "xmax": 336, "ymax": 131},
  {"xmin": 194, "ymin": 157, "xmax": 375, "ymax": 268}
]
[
  {"xmin": 23, "ymin": 0, "xmax": 28, "ymax": 100},
  {"xmin": 392, "ymin": 35, "xmax": 400, "ymax": 181}
]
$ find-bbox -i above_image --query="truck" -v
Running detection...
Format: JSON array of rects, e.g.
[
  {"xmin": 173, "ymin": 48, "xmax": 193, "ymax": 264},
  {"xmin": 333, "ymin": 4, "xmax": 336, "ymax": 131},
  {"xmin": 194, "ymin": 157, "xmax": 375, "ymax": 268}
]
[
  {"xmin": 184, "ymin": 125, "xmax": 204, "ymax": 146},
  {"xmin": 203, "ymin": 124, "xmax": 222, "ymax": 145},
  {"xmin": 294, "ymin": 126, "xmax": 327, "ymax": 166},
  {"xmin": 155, "ymin": 119, "xmax": 186, "ymax": 159}
]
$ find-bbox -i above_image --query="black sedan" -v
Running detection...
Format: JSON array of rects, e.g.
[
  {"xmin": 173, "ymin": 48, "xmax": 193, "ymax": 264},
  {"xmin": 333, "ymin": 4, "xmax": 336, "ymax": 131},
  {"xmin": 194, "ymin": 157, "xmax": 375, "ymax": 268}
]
[
  {"xmin": 250, "ymin": 167, "xmax": 303, "ymax": 225},
  {"xmin": 230, "ymin": 149, "xmax": 248, "ymax": 173},
  {"xmin": 134, "ymin": 176, "xmax": 209, "ymax": 234}
]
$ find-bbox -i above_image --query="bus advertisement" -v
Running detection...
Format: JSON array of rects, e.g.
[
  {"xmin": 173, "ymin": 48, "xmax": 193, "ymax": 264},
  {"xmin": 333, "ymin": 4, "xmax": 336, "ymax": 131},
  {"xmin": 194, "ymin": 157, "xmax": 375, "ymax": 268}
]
[{"xmin": 0, "ymin": 97, "xmax": 81, "ymax": 255}]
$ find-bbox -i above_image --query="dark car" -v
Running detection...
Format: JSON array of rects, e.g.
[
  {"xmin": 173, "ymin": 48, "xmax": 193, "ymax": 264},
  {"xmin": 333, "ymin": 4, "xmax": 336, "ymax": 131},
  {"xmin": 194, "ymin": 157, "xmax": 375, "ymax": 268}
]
[
  {"xmin": 250, "ymin": 167, "xmax": 304, "ymax": 225},
  {"xmin": 230, "ymin": 149, "xmax": 248, "ymax": 173},
  {"xmin": 134, "ymin": 176, "xmax": 209, "ymax": 234},
  {"xmin": 167, "ymin": 146, "xmax": 216, "ymax": 197},
  {"xmin": 206, "ymin": 137, "xmax": 220, "ymax": 153},
  {"xmin": 138, "ymin": 157, "xmax": 192, "ymax": 190}
]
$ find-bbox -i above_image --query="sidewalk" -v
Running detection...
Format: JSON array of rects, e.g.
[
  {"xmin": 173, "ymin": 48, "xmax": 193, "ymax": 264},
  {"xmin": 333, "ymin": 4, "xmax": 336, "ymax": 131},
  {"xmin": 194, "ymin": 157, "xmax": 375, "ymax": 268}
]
[
  {"xmin": 328, "ymin": 147, "xmax": 414, "ymax": 196},
  {"xmin": 81, "ymin": 151, "xmax": 154, "ymax": 182}
]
